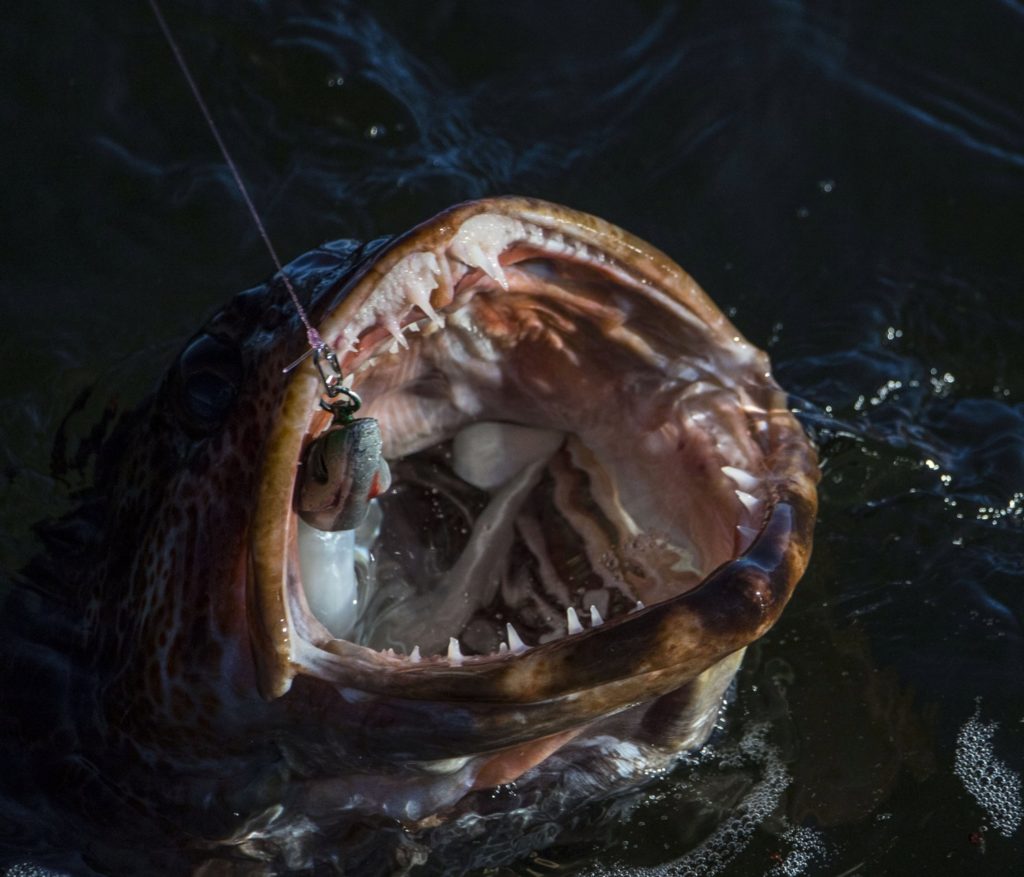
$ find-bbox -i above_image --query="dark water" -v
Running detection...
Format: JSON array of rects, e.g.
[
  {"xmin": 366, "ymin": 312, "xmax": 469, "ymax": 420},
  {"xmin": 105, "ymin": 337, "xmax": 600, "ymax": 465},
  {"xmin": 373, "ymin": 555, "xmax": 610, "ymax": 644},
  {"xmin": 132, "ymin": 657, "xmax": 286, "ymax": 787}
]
[{"xmin": 2, "ymin": 0, "xmax": 1023, "ymax": 874}]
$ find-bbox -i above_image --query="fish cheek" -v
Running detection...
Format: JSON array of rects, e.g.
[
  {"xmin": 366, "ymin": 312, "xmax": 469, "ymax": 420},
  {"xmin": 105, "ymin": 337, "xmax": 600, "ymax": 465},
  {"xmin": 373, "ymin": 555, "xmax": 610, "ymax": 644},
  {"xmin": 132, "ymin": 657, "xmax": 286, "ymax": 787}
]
[{"xmin": 172, "ymin": 333, "xmax": 244, "ymax": 437}]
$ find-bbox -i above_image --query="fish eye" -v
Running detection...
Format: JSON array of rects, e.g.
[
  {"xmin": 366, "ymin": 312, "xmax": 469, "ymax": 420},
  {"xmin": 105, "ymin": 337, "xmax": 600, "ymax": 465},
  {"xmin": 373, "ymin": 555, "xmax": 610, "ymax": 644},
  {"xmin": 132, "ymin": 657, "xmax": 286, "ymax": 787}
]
[{"xmin": 175, "ymin": 333, "xmax": 243, "ymax": 432}]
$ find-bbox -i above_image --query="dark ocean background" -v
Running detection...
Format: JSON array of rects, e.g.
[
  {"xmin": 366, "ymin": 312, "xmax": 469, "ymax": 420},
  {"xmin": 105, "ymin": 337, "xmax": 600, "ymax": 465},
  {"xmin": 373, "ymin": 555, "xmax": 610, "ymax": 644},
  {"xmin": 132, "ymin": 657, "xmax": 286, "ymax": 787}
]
[{"xmin": 2, "ymin": 1, "xmax": 1022, "ymax": 874}]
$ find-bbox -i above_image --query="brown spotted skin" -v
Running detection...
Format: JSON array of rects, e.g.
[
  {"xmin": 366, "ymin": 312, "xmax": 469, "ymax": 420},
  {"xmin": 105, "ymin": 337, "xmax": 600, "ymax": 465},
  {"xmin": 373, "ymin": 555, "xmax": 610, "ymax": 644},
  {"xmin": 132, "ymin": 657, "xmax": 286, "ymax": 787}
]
[
  {"xmin": 2, "ymin": 199, "xmax": 818, "ymax": 873},
  {"xmin": 28, "ymin": 239, "xmax": 388, "ymax": 850}
]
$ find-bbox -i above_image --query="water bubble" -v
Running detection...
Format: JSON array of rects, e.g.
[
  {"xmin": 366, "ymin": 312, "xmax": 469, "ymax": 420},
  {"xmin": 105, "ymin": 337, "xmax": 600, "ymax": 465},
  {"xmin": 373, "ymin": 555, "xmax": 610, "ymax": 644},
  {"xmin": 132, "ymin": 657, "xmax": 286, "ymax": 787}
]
[
  {"xmin": 767, "ymin": 825, "xmax": 829, "ymax": 876},
  {"xmin": 954, "ymin": 701, "xmax": 1022, "ymax": 837},
  {"xmin": 3, "ymin": 867, "xmax": 70, "ymax": 877},
  {"xmin": 583, "ymin": 724, "xmax": 791, "ymax": 876}
]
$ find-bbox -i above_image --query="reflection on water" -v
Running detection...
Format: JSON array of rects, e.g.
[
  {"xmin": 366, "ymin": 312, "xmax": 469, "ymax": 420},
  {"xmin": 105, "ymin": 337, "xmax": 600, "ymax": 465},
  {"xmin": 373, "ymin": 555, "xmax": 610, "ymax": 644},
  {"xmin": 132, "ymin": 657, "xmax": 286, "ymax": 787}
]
[{"xmin": 2, "ymin": 0, "xmax": 1022, "ymax": 874}]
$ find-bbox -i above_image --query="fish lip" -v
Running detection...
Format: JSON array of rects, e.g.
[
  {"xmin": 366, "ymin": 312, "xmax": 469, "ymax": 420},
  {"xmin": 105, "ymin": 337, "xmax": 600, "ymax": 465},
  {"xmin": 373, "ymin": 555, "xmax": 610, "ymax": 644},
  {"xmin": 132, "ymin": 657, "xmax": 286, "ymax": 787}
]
[{"xmin": 250, "ymin": 196, "xmax": 819, "ymax": 709}]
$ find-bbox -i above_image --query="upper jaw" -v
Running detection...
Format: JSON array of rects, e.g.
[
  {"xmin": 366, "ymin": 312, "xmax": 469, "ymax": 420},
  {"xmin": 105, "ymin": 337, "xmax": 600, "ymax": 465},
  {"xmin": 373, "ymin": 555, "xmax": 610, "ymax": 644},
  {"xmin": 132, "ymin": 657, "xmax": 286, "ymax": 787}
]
[{"xmin": 249, "ymin": 196, "xmax": 819, "ymax": 712}]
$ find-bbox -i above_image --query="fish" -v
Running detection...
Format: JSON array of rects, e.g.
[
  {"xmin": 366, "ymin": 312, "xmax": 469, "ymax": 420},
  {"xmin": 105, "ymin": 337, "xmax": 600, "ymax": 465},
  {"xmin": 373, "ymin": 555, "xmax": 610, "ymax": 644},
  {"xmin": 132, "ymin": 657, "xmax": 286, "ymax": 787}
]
[{"xmin": 2, "ymin": 196, "xmax": 818, "ymax": 874}]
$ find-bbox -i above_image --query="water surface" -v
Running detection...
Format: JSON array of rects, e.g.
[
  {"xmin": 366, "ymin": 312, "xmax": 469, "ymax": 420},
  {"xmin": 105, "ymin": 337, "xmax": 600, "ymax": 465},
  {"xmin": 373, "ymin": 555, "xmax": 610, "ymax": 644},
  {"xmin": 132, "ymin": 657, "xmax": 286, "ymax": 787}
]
[{"xmin": 2, "ymin": 1, "xmax": 1022, "ymax": 874}]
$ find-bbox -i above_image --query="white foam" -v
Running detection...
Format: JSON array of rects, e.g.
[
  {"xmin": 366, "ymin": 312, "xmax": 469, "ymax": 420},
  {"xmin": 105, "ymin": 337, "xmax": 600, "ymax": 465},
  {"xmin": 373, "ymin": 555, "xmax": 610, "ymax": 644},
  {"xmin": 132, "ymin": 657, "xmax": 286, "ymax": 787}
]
[
  {"xmin": 583, "ymin": 724, "xmax": 790, "ymax": 877},
  {"xmin": 3, "ymin": 867, "xmax": 71, "ymax": 877},
  {"xmin": 954, "ymin": 701, "xmax": 1022, "ymax": 837},
  {"xmin": 766, "ymin": 825, "xmax": 829, "ymax": 876}
]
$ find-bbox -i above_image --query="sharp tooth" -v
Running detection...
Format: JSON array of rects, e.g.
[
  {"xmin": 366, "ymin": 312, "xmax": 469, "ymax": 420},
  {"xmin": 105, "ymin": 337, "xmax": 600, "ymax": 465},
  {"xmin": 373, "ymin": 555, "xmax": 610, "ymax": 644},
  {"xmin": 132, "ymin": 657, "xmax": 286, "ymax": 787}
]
[
  {"xmin": 450, "ymin": 217, "xmax": 516, "ymax": 291},
  {"xmin": 407, "ymin": 286, "xmax": 445, "ymax": 328},
  {"xmin": 409, "ymin": 645, "xmax": 422, "ymax": 663},
  {"xmin": 447, "ymin": 637, "xmax": 464, "ymax": 665},
  {"xmin": 566, "ymin": 607, "xmax": 583, "ymax": 635},
  {"xmin": 735, "ymin": 490, "xmax": 762, "ymax": 514},
  {"xmin": 340, "ymin": 325, "xmax": 359, "ymax": 352},
  {"xmin": 406, "ymin": 321, "xmax": 421, "ymax": 333},
  {"xmin": 386, "ymin": 338, "xmax": 400, "ymax": 355},
  {"xmin": 466, "ymin": 242, "xmax": 509, "ymax": 290},
  {"xmin": 589, "ymin": 605, "xmax": 604, "ymax": 626},
  {"xmin": 498, "ymin": 642, "xmax": 508, "ymax": 654},
  {"xmin": 382, "ymin": 252, "xmax": 443, "ymax": 328},
  {"xmin": 506, "ymin": 623, "xmax": 527, "ymax": 654},
  {"xmin": 385, "ymin": 318, "xmax": 409, "ymax": 349},
  {"xmin": 632, "ymin": 601, "xmax": 645, "ymax": 612},
  {"xmin": 722, "ymin": 465, "xmax": 759, "ymax": 492},
  {"xmin": 352, "ymin": 355, "xmax": 377, "ymax": 377}
]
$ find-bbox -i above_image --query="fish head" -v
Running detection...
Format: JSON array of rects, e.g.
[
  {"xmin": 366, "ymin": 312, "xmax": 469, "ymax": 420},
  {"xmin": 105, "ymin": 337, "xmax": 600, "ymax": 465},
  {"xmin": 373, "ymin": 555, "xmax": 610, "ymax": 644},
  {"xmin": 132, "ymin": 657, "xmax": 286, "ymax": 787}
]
[
  {"xmin": 251, "ymin": 198, "xmax": 818, "ymax": 763},
  {"xmin": 86, "ymin": 197, "xmax": 817, "ymax": 852}
]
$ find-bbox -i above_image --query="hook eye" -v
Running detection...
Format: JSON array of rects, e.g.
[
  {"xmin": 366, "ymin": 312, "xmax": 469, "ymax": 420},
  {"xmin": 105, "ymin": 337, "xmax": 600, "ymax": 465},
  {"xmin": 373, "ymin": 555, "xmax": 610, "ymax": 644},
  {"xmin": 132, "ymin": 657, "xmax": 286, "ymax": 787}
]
[{"xmin": 319, "ymin": 386, "xmax": 362, "ymax": 420}]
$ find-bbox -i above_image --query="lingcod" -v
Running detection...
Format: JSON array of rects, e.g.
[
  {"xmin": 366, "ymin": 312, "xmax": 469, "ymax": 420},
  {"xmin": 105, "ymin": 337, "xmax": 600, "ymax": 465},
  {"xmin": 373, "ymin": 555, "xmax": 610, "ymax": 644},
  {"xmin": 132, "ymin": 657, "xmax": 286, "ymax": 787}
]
[{"xmin": 2, "ymin": 197, "xmax": 818, "ymax": 875}]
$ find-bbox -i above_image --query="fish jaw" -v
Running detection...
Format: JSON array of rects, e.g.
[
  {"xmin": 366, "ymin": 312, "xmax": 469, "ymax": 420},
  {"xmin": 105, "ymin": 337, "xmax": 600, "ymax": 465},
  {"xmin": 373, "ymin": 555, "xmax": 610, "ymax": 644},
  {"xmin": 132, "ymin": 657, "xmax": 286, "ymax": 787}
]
[{"xmin": 250, "ymin": 197, "xmax": 819, "ymax": 758}]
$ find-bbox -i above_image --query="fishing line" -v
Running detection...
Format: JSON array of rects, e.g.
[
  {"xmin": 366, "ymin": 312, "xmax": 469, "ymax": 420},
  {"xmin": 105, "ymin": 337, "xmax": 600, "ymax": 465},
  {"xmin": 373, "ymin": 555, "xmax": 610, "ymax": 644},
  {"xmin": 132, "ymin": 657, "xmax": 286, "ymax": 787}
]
[
  {"xmin": 146, "ymin": 0, "xmax": 334, "ymax": 377},
  {"xmin": 148, "ymin": 0, "xmax": 384, "ymax": 530}
]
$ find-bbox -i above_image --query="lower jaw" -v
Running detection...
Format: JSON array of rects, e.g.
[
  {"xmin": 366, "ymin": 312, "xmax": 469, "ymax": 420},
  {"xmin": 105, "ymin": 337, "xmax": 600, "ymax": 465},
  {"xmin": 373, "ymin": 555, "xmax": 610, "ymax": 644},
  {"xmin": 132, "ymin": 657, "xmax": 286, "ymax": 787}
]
[
  {"xmin": 230, "ymin": 648, "xmax": 742, "ymax": 846},
  {"xmin": 464, "ymin": 646, "xmax": 745, "ymax": 792}
]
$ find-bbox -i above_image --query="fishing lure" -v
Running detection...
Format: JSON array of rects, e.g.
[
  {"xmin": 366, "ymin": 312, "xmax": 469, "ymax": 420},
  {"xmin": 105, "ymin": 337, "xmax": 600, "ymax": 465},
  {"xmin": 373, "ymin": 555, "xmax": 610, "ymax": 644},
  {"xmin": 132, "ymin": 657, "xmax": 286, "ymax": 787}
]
[{"xmin": 296, "ymin": 349, "xmax": 391, "ymax": 531}]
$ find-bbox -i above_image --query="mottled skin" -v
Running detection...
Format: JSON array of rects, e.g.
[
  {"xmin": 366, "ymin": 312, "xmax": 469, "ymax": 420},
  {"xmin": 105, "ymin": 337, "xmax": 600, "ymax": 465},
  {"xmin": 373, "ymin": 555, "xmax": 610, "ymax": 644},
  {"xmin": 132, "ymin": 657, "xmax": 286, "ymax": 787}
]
[
  {"xmin": 3, "ymin": 238, "xmax": 388, "ymax": 872},
  {"xmin": 2, "ymin": 199, "xmax": 818, "ymax": 875}
]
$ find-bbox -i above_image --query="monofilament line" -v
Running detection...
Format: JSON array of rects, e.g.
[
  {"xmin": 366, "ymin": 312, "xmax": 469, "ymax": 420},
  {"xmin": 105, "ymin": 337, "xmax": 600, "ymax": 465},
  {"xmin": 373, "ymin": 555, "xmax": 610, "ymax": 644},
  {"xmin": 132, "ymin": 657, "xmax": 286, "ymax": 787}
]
[{"xmin": 146, "ymin": 0, "xmax": 325, "ymax": 359}]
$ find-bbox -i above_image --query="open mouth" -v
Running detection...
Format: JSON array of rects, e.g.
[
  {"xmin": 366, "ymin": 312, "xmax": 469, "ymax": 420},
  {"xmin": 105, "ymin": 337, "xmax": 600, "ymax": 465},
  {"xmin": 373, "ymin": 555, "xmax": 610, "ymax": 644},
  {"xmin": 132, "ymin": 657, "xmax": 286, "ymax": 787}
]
[{"xmin": 250, "ymin": 198, "xmax": 817, "ymax": 711}]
